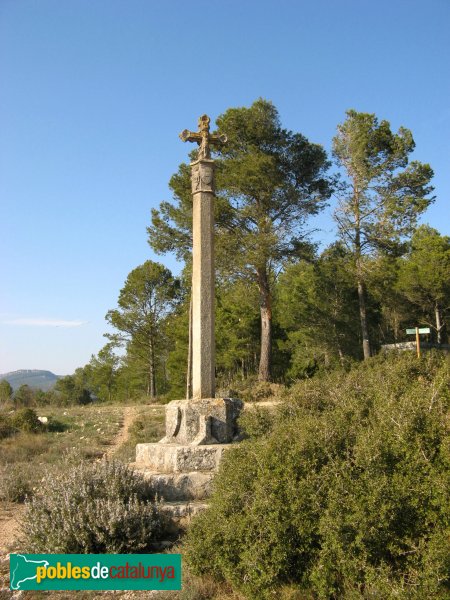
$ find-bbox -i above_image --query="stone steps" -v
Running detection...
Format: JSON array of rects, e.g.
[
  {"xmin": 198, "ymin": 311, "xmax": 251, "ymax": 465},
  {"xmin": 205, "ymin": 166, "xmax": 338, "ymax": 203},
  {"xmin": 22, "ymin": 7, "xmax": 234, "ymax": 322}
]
[
  {"xmin": 161, "ymin": 500, "xmax": 209, "ymax": 519},
  {"xmin": 135, "ymin": 442, "xmax": 231, "ymax": 472},
  {"xmin": 132, "ymin": 397, "xmax": 242, "ymax": 533},
  {"xmin": 133, "ymin": 468, "xmax": 215, "ymax": 501},
  {"xmin": 159, "ymin": 501, "xmax": 210, "ymax": 537}
]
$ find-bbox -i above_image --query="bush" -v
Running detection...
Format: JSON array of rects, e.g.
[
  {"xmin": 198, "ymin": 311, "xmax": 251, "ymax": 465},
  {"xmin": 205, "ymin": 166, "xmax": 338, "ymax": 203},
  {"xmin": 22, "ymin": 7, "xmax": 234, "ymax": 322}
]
[
  {"xmin": 0, "ymin": 463, "xmax": 34, "ymax": 502},
  {"xmin": 185, "ymin": 353, "xmax": 450, "ymax": 599},
  {"xmin": 0, "ymin": 412, "xmax": 17, "ymax": 440},
  {"xmin": 21, "ymin": 460, "xmax": 163, "ymax": 553},
  {"xmin": 238, "ymin": 406, "xmax": 276, "ymax": 439},
  {"xmin": 9, "ymin": 408, "xmax": 43, "ymax": 433},
  {"xmin": 226, "ymin": 376, "xmax": 286, "ymax": 403}
]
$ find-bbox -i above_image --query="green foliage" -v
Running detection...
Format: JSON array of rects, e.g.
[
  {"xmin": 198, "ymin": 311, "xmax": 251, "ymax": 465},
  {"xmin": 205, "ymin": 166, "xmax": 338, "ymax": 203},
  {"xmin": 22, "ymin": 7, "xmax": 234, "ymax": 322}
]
[
  {"xmin": 149, "ymin": 99, "xmax": 332, "ymax": 381},
  {"xmin": 0, "ymin": 463, "xmax": 34, "ymax": 502},
  {"xmin": 13, "ymin": 384, "xmax": 35, "ymax": 407},
  {"xmin": 163, "ymin": 293, "xmax": 190, "ymax": 400},
  {"xmin": 9, "ymin": 408, "xmax": 43, "ymax": 433},
  {"xmin": 238, "ymin": 406, "xmax": 276, "ymax": 439},
  {"xmin": 333, "ymin": 111, "xmax": 434, "ymax": 252},
  {"xmin": 277, "ymin": 244, "xmax": 362, "ymax": 378},
  {"xmin": 214, "ymin": 99, "xmax": 332, "ymax": 270},
  {"xmin": 215, "ymin": 279, "xmax": 260, "ymax": 382},
  {"xmin": 230, "ymin": 377, "xmax": 285, "ymax": 403},
  {"xmin": 185, "ymin": 353, "xmax": 450, "ymax": 599},
  {"xmin": 333, "ymin": 109, "xmax": 434, "ymax": 359},
  {"xmin": 106, "ymin": 260, "xmax": 179, "ymax": 399},
  {"xmin": 0, "ymin": 411, "xmax": 17, "ymax": 440},
  {"xmin": 22, "ymin": 460, "xmax": 163, "ymax": 553},
  {"xmin": 86, "ymin": 343, "xmax": 120, "ymax": 402},
  {"xmin": 0, "ymin": 379, "xmax": 13, "ymax": 404},
  {"xmin": 397, "ymin": 225, "xmax": 450, "ymax": 342},
  {"xmin": 55, "ymin": 374, "xmax": 92, "ymax": 405}
]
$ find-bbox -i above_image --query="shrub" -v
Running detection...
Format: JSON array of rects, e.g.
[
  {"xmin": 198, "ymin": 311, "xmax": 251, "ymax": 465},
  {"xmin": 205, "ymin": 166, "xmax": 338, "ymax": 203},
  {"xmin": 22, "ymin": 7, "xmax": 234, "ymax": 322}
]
[
  {"xmin": 0, "ymin": 463, "xmax": 34, "ymax": 502},
  {"xmin": 227, "ymin": 376, "xmax": 286, "ymax": 403},
  {"xmin": 185, "ymin": 352, "xmax": 450, "ymax": 599},
  {"xmin": 13, "ymin": 384, "xmax": 36, "ymax": 407},
  {"xmin": 9, "ymin": 408, "xmax": 43, "ymax": 433},
  {"xmin": 238, "ymin": 406, "xmax": 276, "ymax": 439},
  {"xmin": 0, "ymin": 412, "xmax": 17, "ymax": 440},
  {"xmin": 21, "ymin": 460, "xmax": 163, "ymax": 553},
  {"xmin": 46, "ymin": 416, "xmax": 68, "ymax": 432}
]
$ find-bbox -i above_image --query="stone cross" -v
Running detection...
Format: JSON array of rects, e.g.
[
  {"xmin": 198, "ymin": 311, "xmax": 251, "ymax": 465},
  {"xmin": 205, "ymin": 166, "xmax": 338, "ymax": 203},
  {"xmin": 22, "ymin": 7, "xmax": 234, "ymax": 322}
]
[
  {"xmin": 180, "ymin": 114, "xmax": 227, "ymax": 160},
  {"xmin": 179, "ymin": 115, "xmax": 227, "ymax": 399}
]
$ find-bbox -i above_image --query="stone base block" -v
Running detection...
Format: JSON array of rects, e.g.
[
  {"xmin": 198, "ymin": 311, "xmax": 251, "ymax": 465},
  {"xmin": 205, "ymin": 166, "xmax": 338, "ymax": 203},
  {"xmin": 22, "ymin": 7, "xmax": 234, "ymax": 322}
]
[
  {"xmin": 135, "ymin": 443, "xmax": 229, "ymax": 473},
  {"xmin": 161, "ymin": 500, "xmax": 209, "ymax": 519},
  {"xmin": 134, "ymin": 470, "xmax": 215, "ymax": 501},
  {"xmin": 162, "ymin": 397, "xmax": 243, "ymax": 445},
  {"xmin": 159, "ymin": 501, "xmax": 209, "ymax": 535}
]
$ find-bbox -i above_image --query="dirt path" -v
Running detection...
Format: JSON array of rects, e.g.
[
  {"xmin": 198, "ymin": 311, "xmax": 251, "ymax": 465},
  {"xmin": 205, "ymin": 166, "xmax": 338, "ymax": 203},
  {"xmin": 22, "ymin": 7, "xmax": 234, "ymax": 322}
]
[
  {"xmin": 0, "ymin": 503, "xmax": 25, "ymax": 555},
  {"xmin": 104, "ymin": 405, "xmax": 138, "ymax": 459}
]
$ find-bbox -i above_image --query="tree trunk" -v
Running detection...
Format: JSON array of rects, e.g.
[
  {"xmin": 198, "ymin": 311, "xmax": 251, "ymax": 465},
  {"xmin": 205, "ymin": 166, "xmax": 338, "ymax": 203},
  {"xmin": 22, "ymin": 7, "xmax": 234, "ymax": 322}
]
[
  {"xmin": 333, "ymin": 322, "xmax": 345, "ymax": 367},
  {"xmin": 354, "ymin": 205, "xmax": 371, "ymax": 360},
  {"xmin": 257, "ymin": 267, "xmax": 272, "ymax": 382},
  {"xmin": 149, "ymin": 334, "xmax": 156, "ymax": 399},
  {"xmin": 435, "ymin": 302, "xmax": 444, "ymax": 345},
  {"xmin": 357, "ymin": 275, "xmax": 371, "ymax": 360}
]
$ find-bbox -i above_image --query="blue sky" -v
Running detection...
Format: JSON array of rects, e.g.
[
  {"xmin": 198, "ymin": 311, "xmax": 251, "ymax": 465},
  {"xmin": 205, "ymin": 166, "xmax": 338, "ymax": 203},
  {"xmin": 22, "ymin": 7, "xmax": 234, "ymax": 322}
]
[{"xmin": 1, "ymin": 0, "xmax": 449, "ymax": 375}]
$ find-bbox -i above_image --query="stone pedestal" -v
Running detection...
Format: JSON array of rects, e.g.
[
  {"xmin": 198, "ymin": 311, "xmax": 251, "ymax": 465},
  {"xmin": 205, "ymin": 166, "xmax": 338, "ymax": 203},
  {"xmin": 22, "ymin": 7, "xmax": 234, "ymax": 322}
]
[
  {"xmin": 161, "ymin": 397, "xmax": 242, "ymax": 445},
  {"xmin": 133, "ymin": 397, "xmax": 242, "ymax": 534}
]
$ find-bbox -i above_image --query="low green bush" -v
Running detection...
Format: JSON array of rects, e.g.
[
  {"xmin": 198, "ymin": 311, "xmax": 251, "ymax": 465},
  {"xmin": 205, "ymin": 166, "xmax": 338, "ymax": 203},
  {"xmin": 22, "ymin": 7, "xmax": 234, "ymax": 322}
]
[
  {"xmin": 185, "ymin": 352, "xmax": 450, "ymax": 599},
  {"xmin": 9, "ymin": 408, "xmax": 43, "ymax": 433},
  {"xmin": 0, "ymin": 412, "xmax": 17, "ymax": 440},
  {"xmin": 46, "ymin": 416, "xmax": 68, "ymax": 432},
  {"xmin": 238, "ymin": 406, "xmax": 276, "ymax": 439},
  {"xmin": 21, "ymin": 460, "xmax": 163, "ymax": 553},
  {"xmin": 224, "ymin": 376, "xmax": 286, "ymax": 403}
]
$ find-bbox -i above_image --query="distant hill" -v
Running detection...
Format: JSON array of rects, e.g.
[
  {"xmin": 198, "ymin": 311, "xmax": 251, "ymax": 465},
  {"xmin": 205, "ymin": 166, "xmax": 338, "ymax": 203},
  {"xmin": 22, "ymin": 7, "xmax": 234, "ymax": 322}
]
[{"xmin": 0, "ymin": 369, "xmax": 62, "ymax": 391}]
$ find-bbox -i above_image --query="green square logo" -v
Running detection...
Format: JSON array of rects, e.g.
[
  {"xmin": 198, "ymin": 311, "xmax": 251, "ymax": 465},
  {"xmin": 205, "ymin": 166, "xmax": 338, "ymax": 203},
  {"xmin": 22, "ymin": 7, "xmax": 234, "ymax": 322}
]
[{"xmin": 10, "ymin": 554, "xmax": 182, "ymax": 591}]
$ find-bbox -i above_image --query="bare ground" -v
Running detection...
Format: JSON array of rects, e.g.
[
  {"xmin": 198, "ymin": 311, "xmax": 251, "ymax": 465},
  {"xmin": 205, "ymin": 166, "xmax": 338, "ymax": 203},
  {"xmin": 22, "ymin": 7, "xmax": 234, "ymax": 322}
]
[{"xmin": 103, "ymin": 406, "xmax": 138, "ymax": 460}]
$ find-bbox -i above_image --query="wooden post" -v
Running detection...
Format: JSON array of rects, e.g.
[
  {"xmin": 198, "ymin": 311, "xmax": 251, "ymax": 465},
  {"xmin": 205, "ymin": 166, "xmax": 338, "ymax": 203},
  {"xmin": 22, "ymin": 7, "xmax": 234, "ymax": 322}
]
[{"xmin": 415, "ymin": 327, "xmax": 421, "ymax": 358}]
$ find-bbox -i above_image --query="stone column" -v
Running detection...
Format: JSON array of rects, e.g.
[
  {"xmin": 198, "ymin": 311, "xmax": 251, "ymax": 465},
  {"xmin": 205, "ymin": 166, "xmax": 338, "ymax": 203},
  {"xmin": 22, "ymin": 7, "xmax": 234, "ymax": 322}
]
[{"xmin": 191, "ymin": 158, "xmax": 215, "ymax": 399}]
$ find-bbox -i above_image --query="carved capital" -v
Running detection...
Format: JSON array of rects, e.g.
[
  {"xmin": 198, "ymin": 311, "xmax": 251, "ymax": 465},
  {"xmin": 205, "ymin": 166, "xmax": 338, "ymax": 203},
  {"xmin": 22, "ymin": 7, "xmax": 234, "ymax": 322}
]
[{"xmin": 191, "ymin": 160, "xmax": 215, "ymax": 194}]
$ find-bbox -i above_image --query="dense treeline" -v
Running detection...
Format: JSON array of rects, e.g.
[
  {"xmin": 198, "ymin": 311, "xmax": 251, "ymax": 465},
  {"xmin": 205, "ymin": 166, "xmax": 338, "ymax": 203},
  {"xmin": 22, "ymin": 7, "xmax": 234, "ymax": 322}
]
[{"xmin": 54, "ymin": 100, "xmax": 448, "ymax": 404}]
